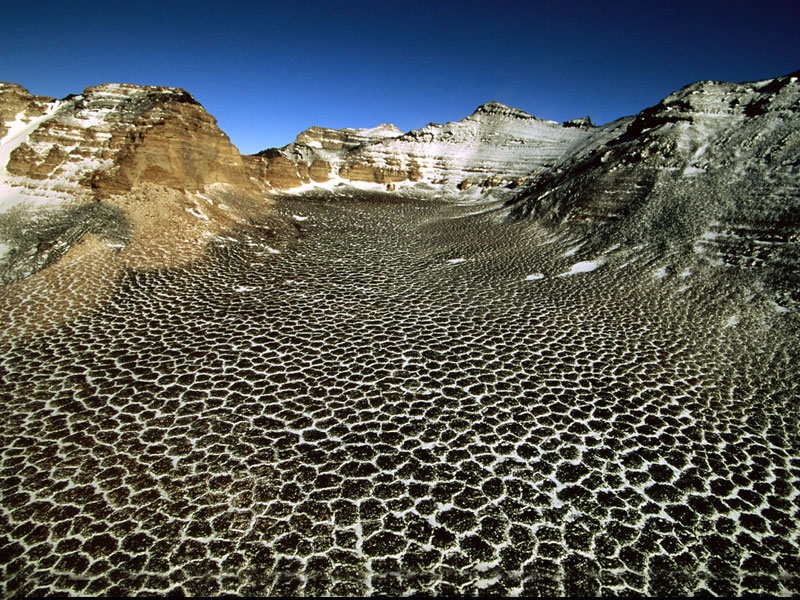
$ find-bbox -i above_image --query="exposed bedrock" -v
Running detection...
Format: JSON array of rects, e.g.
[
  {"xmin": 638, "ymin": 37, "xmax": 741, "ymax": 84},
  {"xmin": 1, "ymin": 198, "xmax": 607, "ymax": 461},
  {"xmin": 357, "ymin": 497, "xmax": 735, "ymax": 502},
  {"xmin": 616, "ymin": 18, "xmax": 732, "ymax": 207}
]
[{"xmin": 0, "ymin": 82, "xmax": 279, "ymax": 295}]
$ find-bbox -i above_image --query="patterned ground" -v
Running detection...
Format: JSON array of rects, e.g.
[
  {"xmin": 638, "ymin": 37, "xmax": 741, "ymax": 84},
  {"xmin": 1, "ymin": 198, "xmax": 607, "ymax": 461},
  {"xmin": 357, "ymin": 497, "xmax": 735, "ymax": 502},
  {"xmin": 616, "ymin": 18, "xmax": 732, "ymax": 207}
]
[{"xmin": 1, "ymin": 194, "xmax": 798, "ymax": 596}]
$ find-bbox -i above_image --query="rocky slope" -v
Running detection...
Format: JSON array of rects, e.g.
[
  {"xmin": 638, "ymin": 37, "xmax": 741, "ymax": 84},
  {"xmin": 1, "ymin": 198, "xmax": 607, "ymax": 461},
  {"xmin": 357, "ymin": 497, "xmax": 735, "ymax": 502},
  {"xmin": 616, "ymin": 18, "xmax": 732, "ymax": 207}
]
[
  {"xmin": 505, "ymin": 70, "xmax": 800, "ymax": 309},
  {"xmin": 0, "ymin": 82, "xmax": 294, "ymax": 333},
  {"xmin": 255, "ymin": 102, "xmax": 621, "ymax": 195},
  {"xmin": 0, "ymin": 83, "xmax": 281, "ymax": 283}
]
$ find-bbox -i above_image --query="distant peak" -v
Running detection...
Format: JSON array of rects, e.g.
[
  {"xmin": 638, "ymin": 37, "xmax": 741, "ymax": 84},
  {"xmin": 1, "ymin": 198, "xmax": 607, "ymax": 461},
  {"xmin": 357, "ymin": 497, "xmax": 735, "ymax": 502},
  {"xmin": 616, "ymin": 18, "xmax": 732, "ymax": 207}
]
[
  {"xmin": 476, "ymin": 101, "xmax": 512, "ymax": 112},
  {"xmin": 471, "ymin": 101, "xmax": 535, "ymax": 120},
  {"xmin": 354, "ymin": 123, "xmax": 403, "ymax": 137}
]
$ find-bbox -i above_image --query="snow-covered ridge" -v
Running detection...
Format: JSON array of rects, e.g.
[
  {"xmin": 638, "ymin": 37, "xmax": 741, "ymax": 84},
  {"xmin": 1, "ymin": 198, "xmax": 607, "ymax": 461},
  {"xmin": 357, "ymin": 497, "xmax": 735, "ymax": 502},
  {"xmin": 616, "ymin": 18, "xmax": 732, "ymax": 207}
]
[
  {"xmin": 0, "ymin": 100, "xmax": 65, "ymax": 211},
  {"xmin": 350, "ymin": 123, "xmax": 404, "ymax": 138},
  {"xmin": 258, "ymin": 100, "xmax": 600, "ymax": 194},
  {"xmin": 0, "ymin": 83, "xmax": 205, "ymax": 212}
]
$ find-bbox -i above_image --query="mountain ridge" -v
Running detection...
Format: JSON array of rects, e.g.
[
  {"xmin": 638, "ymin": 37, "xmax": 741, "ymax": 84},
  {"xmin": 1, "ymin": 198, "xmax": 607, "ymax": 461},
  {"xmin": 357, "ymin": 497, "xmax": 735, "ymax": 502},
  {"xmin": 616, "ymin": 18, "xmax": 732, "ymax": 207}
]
[
  {"xmin": 255, "ymin": 98, "xmax": 606, "ymax": 193},
  {"xmin": 1, "ymin": 70, "xmax": 798, "ymax": 315}
]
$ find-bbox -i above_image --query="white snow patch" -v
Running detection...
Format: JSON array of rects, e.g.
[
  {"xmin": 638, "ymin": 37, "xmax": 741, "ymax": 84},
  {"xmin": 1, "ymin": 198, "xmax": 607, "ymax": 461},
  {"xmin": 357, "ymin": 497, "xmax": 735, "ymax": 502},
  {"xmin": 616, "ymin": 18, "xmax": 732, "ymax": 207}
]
[
  {"xmin": 724, "ymin": 315, "xmax": 739, "ymax": 328},
  {"xmin": 447, "ymin": 258, "xmax": 467, "ymax": 264},
  {"xmin": 683, "ymin": 165, "xmax": 706, "ymax": 176},
  {"xmin": 280, "ymin": 175, "xmax": 393, "ymax": 195},
  {"xmin": 525, "ymin": 273, "xmax": 544, "ymax": 281},
  {"xmin": 563, "ymin": 243, "xmax": 584, "ymax": 257},
  {"xmin": 653, "ymin": 266, "xmax": 668, "ymax": 278},
  {"xmin": 559, "ymin": 260, "xmax": 603, "ymax": 276},
  {"xmin": 233, "ymin": 285, "xmax": 258, "ymax": 292},
  {"xmin": 72, "ymin": 112, "xmax": 109, "ymax": 128},
  {"xmin": 186, "ymin": 207, "xmax": 208, "ymax": 220},
  {"xmin": 264, "ymin": 246, "xmax": 280, "ymax": 254},
  {"xmin": 0, "ymin": 101, "xmax": 63, "ymax": 212},
  {"xmin": 770, "ymin": 302, "xmax": 789, "ymax": 314},
  {"xmin": 475, "ymin": 576, "xmax": 501, "ymax": 590},
  {"xmin": 679, "ymin": 268, "xmax": 692, "ymax": 278},
  {"xmin": 353, "ymin": 123, "xmax": 403, "ymax": 138},
  {"xmin": 0, "ymin": 242, "xmax": 9, "ymax": 261},
  {"xmin": 292, "ymin": 214, "xmax": 309, "ymax": 221},
  {"xmin": 692, "ymin": 144, "xmax": 708, "ymax": 159},
  {"xmin": 306, "ymin": 141, "xmax": 322, "ymax": 148}
]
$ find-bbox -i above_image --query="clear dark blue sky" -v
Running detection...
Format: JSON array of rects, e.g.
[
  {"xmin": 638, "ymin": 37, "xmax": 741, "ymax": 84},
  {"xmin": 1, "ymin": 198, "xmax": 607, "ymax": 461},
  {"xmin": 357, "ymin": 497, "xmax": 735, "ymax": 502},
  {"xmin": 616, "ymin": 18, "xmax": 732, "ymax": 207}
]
[{"xmin": 3, "ymin": 0, "xmax": 798, "ymax": 154}]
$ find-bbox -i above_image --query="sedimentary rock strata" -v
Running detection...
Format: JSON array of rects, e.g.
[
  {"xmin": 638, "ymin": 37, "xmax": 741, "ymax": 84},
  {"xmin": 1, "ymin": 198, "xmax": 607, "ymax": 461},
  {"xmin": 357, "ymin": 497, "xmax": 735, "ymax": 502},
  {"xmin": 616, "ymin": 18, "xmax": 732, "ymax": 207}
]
[
  {"xmin": 258, "ymin": 100, "xmax": 608, "ymax": 192},
  {"xmin": 0, "ymin": 83, "xmax": 278, "ymax": 288}
]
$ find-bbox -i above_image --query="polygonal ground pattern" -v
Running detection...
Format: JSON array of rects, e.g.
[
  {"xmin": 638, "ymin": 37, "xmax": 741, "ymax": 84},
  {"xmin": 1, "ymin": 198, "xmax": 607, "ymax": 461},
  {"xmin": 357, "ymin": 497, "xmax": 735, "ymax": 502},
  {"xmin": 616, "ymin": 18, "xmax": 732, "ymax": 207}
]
[{"xmin": 1, "ymin": 196, "xmax": 798, "ymax": 596}]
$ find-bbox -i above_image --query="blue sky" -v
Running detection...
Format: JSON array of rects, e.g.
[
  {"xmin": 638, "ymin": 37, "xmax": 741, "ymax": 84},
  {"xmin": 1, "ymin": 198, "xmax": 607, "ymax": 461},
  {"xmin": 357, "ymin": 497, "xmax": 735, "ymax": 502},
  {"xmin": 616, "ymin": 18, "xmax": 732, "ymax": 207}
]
[{"xmin": 3, "ymin": 1, "xmax": 798, "ymax": 154}]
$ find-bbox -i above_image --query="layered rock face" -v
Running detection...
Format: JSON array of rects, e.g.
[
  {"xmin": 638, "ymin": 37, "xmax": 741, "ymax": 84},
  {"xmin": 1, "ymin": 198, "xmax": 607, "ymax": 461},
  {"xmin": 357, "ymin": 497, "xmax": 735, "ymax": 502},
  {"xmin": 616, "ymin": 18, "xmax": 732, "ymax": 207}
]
[
  {"xmin": 505, "ymin": 70, "xmax": 800, "ymax": 307},
  {"xmin": 0, "ymin": 84, "xmax": 55, "ymax": 141},
  {"xmin": 255, "ymin": 101, "xmax": 610, "ymax": 193},
  {"xmin": 0, "ymin": 82, "xmax": 282, "ymax": 329},
  {"xmin": 3, "ymin": 71, "xmax": 799, "ymax": 313},
  {"xmin": 1, "ymin": 82, "xmax": 267, "ymax": 209},
  {"xmin": 253, "ymin": 123, "xmax": 402, "ymax": 190},
  {"xmin": 295, "ymin": 123, "xmax": 404, "ymax": 150}
]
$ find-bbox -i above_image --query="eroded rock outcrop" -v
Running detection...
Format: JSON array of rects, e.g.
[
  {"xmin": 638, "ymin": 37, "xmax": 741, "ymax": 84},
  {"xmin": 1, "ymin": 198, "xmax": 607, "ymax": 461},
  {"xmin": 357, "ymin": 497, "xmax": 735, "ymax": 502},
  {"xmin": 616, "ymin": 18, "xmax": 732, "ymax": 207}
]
[
  {"xmin": 255, "ymin": 101, "xmax": 602, "ymax": 194},
  {"xmin": 294, "ymin": 123, "xmax": 402, "ymax": 150},
  {"xmin": 253, "ymin": 123, "xmax": 404, "ymax": 190},
  {"xmin": 0, "ymin": 82, "xmax": 282, "ymax": 330},
  {"xmin": 0, "ymin": 84, "xmax": 54, "ymax": 141},
  {"xmin": 3, "ymin": 83, "xmax": 269, "ymax": 203}
]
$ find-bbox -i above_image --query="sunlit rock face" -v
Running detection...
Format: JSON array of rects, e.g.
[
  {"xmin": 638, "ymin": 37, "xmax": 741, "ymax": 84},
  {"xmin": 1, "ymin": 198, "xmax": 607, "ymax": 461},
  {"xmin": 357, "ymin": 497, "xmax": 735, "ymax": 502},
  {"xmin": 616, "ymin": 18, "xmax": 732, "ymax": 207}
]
[
  {"xmin": 254, "ymin": 123, "xmax": 405, "ymax": 190},
  {"xmin": 0, "ymin": 82, "xmax": 284, "ymax": 325},
  {"xmin": 0, "ymin": 84, "xmax": 55, "ymax": 141},
  {"xmin": 255, "ymin": 101, "xmax": 608, "ymax": 193},
  {"xmin": 2, "ymin": 83, "xmax": 268, "ymax": 205},
  {"xmin": 295, "ymin": 123, "xmax": 404, "ymax": 150}
]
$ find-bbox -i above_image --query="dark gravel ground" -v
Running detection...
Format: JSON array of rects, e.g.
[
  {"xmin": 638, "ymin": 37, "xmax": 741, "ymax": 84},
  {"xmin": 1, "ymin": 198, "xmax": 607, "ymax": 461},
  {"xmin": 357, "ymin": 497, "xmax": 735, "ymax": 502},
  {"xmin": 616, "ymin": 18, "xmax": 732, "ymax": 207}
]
[{"xmin": 1, "ymin": 193, "xmax": 798, "ymax": 596}]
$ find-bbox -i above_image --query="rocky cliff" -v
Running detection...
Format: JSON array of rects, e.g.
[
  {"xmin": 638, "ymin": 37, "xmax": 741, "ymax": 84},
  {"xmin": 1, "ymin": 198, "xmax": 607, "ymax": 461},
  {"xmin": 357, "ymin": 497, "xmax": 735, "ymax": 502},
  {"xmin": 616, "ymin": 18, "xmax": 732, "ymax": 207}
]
[
  {"xmin": 1, "ymin": 82, "xmax": 270, "ymax": 205},
  {"xmin": 0, "ymin": 82, "xmax": 290, "ymax": 333},
  {"xmin": 0, "ymin": 83, "xmax": 280, "ymax": 282},
  {"xmin": 254, "ymin": 101, "xmax": 620, "ymax": 194}
]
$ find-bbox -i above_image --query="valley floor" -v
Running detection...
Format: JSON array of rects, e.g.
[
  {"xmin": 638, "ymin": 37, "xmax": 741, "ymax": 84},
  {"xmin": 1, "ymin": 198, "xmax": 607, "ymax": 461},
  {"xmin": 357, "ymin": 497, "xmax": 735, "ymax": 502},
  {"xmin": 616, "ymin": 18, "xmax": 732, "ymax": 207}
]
[{"xmin": 1, "ymin": 194, "xmax": 798, "ymax": 596}]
